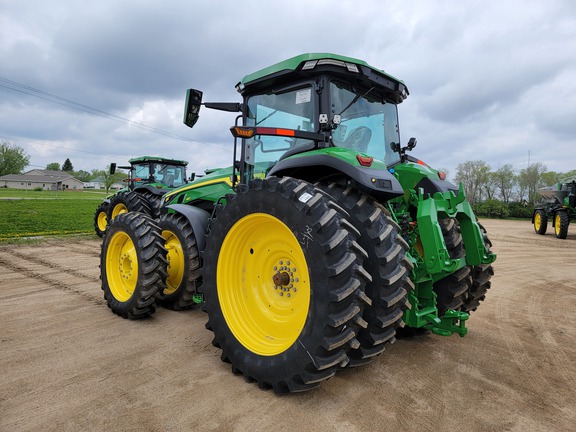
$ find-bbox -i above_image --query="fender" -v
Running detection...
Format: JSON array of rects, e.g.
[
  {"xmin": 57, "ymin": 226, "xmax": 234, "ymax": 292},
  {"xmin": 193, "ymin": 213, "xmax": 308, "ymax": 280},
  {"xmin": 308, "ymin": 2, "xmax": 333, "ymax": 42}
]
[
  {"xmin": 166, "ymin": 204, "xmax": 210, "ymax": 251},
  {"xmin": 415, "ymin": 177, "xmax": 458, "ymax": 196},
  {"xmin": 268, "ymin": 153, "xmax": 405, "ymax": 200}
]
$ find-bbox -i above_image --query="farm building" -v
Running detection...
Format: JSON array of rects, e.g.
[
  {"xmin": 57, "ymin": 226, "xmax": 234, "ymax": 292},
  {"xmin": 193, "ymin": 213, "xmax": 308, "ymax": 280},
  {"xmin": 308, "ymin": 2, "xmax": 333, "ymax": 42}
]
[{"xmin": 0, "ymin": 169, "xmax": 84, "ymax": 191}]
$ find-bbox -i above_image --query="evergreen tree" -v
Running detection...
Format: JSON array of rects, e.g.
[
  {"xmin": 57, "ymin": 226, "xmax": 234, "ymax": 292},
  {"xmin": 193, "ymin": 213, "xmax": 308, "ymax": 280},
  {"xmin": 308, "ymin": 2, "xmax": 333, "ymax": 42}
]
[{"xmin": 62, "ymin": 158, "xmax": 74, "ymax": 172}]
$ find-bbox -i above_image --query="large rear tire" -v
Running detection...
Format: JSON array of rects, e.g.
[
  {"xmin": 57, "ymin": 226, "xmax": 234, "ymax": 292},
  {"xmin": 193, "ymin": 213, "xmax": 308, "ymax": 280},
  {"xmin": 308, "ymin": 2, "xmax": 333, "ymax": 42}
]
[
  {"xmin": 554, "ymin": 211, "xmax": 569, "ymax": 239},
  {"xmin": 533, "ymin": 209, "xmax": 547, "ymax": 235},
  {"xmin": 157, "ymin": 212, "xmax": 200, "ymax": 310},
  {"xmin": 94, "ymin": 202, "xmax": 109, "ymax": 238},
  {"xmin": 318, "ymin": 183, "xmax": 412, "ymax": 366},
  {"xmin": 200, "ymin": 177, "xmax": 370, "ymax": 393},
  {"xmin": 100, "ymin": 212, "xmax": 167, "ymax": 319}
]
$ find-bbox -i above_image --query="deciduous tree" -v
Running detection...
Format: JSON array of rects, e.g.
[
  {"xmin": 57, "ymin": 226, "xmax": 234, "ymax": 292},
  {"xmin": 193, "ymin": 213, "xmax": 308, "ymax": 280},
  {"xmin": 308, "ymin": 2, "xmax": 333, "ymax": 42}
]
[{"xmin": 0, "ymin": 142, "xmax": 30, "ymax": 176}]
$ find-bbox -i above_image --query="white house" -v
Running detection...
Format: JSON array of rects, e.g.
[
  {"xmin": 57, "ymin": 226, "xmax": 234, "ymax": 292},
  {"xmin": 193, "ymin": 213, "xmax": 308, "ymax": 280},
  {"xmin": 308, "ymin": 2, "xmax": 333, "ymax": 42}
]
[{"xmin": 0, "ymin": 169, "xmax": 84, "ymax": 191}]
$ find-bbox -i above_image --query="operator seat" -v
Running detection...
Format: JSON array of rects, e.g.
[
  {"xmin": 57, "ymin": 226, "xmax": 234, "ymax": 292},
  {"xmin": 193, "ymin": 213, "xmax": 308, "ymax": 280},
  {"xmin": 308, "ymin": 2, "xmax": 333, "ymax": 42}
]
[
  {"xmin": 164, "ymin": 174, "xmax": 175, "ymax": 187},
  {"xmin": 344, "ymin": 126, "xmax": 372, "ymax": 152}
]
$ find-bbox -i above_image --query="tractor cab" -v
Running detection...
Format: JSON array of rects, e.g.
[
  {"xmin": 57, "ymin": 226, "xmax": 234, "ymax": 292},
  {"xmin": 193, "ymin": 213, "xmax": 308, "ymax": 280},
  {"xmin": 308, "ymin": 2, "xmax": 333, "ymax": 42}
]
[
  {"xmin": 113, "ymin": 156, "xmax": 189, "ymax": 189},
  {"xmin": 185, "ymin": 53, "xmax": 410, "ymax": 199}
]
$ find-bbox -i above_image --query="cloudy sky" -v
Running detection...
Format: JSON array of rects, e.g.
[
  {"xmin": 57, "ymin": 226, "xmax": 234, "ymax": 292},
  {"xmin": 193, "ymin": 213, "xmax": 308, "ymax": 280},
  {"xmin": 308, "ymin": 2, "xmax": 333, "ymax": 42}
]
[{"xmin": 1, "ymin": 0, "xmax": 575, "ymax": 179}]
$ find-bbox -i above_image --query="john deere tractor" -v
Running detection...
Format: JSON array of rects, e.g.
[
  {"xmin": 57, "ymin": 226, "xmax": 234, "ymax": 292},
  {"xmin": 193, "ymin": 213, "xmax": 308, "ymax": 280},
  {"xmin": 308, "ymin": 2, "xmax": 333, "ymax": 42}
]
[
  {"xmin": 532, "ymin": 180, "xmax": 576, "ymax": 239},
  {"xmin": 93, "ymin": 156, "xmax": 189, "ymax": 237},
  {"xmin": 100, "ymin": 53, "xmax": 496, "ymax": 393}
]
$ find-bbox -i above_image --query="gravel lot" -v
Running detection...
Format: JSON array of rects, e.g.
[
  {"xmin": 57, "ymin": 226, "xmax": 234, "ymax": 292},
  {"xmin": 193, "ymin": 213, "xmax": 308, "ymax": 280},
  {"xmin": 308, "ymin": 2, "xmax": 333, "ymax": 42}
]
[{"xmin": 1, "ymin": 219, "xmax": 575, "ymax": 431}]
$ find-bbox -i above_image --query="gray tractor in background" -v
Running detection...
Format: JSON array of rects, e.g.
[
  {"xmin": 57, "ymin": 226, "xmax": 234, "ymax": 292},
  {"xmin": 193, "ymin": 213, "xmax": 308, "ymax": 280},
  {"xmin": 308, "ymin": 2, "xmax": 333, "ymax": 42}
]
[{"xmin": 532, "ymin": 180, "xmax": 576, "ymax": 239}]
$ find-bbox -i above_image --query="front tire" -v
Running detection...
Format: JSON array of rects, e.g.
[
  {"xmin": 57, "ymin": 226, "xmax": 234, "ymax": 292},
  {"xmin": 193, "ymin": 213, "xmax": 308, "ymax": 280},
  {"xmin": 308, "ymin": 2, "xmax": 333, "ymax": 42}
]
[
  {"xmin": 157, "ymin": 212, "xmax": 200, "ymax": 310},
  {"xmin": 94, "ymin": 202, "xmax": 109, "ymax": 237},
  {"xmin": 433, "ymin": 218, "xmax": 471, "ymax": 315},
  {"xmin": 554, "ymin": 211, "xmax": 569, "ymax": 239},
  {"xmin": 200, "ymin": 177, "xmax": 370, "ymax": 393},
  {"xmin": 461, "ymin": 223, "xmax": 494, "ymax": 313},
  {"xmin": 533, "ymin": 209, "xmax": 547, "ymax": 235},
  {"xmin": 100, "ymin": 212, "xmax": 168, "ymax": 319}
]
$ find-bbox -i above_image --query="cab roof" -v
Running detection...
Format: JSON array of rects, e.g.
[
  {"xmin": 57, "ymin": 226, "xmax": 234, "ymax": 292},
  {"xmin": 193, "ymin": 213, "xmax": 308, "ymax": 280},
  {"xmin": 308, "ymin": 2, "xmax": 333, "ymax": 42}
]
[
  {"xmin": 236, "ymin": 53, "xmax": 408, "ymax": 103},
  {"xmin": 128, "ymin": 156, "xmax": 188, "ymax": 166}
]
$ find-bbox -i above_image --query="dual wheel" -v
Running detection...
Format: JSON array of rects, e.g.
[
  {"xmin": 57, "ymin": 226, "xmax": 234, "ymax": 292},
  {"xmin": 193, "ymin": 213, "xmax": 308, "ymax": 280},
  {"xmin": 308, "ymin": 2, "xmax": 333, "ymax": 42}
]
[
  {"xmin": 433, "ymin": 219, "xmax": 494, "ymax": 314},
  {"xmin": 100, "ymin": 176, "xmax": 412, "ymax": 393},
  {"xmin": 101, "ymin": 211, "xmax": 200, "ymax": 318},
  {"xmin": 533, "ymin": 209, "xmax": 570, "ymax": 239}
]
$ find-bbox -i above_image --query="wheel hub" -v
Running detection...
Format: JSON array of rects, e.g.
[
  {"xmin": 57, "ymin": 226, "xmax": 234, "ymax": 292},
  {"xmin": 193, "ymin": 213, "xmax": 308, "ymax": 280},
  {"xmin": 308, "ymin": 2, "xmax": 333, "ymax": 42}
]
[{"xmin": 272, "ymin": 260, "xmax": 299, "ymax": 297}]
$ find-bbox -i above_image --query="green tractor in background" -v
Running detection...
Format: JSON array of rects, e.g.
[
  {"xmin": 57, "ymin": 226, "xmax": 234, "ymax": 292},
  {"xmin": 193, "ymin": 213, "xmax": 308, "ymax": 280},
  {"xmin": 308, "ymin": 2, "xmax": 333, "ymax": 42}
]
[
  {"xmin": 532, "ymin": 180, "xmax": 576, "ymax": 239},
  {"xmin": 93, "ymin": 156, "xmax": 189, "ymax": 237},
  {"xmin": 100, "ymin": 53, "xmax": 496, "ymax": 393}
]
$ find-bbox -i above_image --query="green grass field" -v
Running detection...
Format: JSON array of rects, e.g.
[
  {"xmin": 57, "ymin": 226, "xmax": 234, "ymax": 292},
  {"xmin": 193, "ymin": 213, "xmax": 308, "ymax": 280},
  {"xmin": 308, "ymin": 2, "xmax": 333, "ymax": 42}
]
[{"xmin": 0, "ymin": 188, "xmax": 109, "ymax": 241}]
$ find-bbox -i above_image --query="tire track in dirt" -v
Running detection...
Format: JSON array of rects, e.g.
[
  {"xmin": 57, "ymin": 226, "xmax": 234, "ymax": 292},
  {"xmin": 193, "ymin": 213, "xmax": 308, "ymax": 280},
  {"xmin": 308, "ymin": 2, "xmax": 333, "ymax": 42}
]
[
  {"xmin": 528, "ymin": 288, "xmax": 576, "ymax": 389},
  {"xmin": 54, "ymin": 241, "xmax": 101, "ymax": 258},
  {"xmin": 0, "ymin": 251, "xmax": 104, "ymax": 305},
  {"xmin": 9, "ymin": 249, "xmax": 100, "ymax": 284},
  {"xmin": 495, "ymin": 282, "xmax": 550, "ymax": 390}
]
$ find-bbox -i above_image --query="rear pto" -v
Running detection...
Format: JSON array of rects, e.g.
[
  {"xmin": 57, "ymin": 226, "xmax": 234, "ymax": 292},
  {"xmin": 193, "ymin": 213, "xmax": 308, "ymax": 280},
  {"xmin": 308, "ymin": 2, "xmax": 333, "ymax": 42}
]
[
  {"xmin": 100, "ymin": 53, "xmax": 496, "ymax": 393},
  {"xmin": 93, "ymin": 156, "xmax": 189, "ymax": 237},
  {"xmin": 532, "ymin": 181, "xmax": 576, "ymax": 239}
]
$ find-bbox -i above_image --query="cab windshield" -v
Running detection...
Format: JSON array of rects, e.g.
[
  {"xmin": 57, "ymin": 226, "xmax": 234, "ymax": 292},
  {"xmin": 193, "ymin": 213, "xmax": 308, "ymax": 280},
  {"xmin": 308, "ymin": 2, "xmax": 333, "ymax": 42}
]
[
  {"xmin": 330, "ymin": 81, "xmax": 401, "ymax": 166},
  {"xmin": 132, "ymin": 163, "xmax": 186, "ymax": 187}
]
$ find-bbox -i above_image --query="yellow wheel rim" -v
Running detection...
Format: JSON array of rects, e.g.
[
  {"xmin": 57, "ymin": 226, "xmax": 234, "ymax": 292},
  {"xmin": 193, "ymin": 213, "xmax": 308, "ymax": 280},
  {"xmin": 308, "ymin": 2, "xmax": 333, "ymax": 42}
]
[
  {"xmin": 162, "ymin": 230, "xmax": 184, "ymax": 296},
  {"xmin": 97, "ymin": 211, "xmax": 108, "ymax": 231},
  {"xmin": 555, "ymin": 214, "xmax": 561, "ymax": 236},
  {"xmin": 534, "ymin": 213, "xmax": 542, "ymax": 231},
  {"xmin": 106, "ymin": 231, "xmax": 138, "ymax": 302},
  {"xmin": 217, "ymin": 213, "xmax": 310, "ymax": 356},
  {"xmin": 111, "ymin": 203, "xmax": 128, "ymax": 219}
]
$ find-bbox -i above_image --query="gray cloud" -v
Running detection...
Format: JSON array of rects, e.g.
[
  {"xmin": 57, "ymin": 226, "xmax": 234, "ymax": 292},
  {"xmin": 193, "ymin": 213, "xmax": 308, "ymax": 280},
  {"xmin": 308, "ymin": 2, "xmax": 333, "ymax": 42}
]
[{"xmin": 1, "ymin": 0, "xmax": 575, "ymax": 178}]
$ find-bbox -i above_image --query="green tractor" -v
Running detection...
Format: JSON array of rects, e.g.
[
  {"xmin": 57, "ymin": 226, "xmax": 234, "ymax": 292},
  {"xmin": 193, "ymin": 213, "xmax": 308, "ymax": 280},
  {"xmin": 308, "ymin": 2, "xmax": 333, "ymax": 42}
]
[
  {"xmin": 93, "ymin": 156, "xmax": 189, "ymax": 237},
  {"xmin": 532, "ymin": 180, "xmax": 576, "ymax": 239},
  {"xmin": 100, "ymin": 53, "xmax": 496, "ymax": 393}
]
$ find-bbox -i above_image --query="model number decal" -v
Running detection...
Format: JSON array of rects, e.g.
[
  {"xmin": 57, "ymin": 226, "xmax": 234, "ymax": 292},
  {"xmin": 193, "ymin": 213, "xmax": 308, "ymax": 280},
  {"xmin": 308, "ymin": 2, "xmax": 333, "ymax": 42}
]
[{"xmin": 299, "ymin": 225, "xmax": 314, "ymax": 249}]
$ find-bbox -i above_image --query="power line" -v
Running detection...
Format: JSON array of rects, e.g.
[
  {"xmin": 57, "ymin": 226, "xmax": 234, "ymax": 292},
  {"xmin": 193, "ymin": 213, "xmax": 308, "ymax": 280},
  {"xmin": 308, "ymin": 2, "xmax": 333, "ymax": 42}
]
[{"xmin": 0, "ymin": 76, "xmax": 232, "ymax": 152}]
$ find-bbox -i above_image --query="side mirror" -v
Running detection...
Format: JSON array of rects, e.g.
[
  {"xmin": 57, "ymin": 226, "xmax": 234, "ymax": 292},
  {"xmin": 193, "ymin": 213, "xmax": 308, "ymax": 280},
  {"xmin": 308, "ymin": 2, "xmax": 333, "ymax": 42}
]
[
  {"xmin": 407, "ymin": 137, "xmax": 417, "ymax": 150},
  {"xmin": 184, "ymin": 89, "xmax": 203, "ymax": 128},
  {"xmin": 189, "ymin": 173, "xmax": 196, "ymax": 182},
  {"xmin": 110, "ymin": 163, "xmax": 116, "ymax": 175}
]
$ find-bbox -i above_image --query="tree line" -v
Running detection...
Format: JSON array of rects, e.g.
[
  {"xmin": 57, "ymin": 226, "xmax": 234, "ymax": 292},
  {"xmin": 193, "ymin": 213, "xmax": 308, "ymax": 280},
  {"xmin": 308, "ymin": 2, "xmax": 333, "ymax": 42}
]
[{"xmin": 454, "ymin": 160, "xmax": 576, "ymax": 218}]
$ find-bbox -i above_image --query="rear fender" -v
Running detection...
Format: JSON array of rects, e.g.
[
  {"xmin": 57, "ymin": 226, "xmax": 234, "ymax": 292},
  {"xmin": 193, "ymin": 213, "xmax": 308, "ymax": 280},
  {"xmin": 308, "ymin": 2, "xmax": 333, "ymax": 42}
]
[
  {"xmin": 268, "ymin": 153, "xmax": 404, "ymax": 200},
  {"xmin": 166, "ymin": 204, "xmax": 210, "ymax": 252}
]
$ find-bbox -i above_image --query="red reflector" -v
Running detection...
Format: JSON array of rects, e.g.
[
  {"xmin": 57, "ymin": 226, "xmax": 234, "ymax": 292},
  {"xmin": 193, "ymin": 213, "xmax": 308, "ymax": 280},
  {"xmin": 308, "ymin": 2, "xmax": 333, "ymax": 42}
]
[
  {"xmin": 356, "ymin": 155, "xmax": 373, "ymax": 167},
  {"xmin": 438, "ymin": 171, "xmax": 447, "ymax": 180},
  {"xmin": 256, "ymin": 127, "xmax": 295, "ymax": 137}
]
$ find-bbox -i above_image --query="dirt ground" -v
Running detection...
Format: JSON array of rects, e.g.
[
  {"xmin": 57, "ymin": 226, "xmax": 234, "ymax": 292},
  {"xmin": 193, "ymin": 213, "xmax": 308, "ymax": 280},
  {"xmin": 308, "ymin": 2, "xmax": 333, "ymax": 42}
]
[{"xmin": 1, "ymin": 219, "xmax": 575, "ymax": 432}]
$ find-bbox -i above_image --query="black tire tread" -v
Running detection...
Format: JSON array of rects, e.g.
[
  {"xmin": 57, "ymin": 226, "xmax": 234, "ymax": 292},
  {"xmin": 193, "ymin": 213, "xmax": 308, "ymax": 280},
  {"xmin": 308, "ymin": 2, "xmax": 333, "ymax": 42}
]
[
  {"xmin": 157, "ymin": 212, "xmax": 200, "ymax": 310},
  {"xmin": 100, "ymin": 212, "xmax": 168, "ymax": 319},
  {"xmin": 555, "ymin": 211, "xmax": 570, "ymax": 239},
  {"xmin": 320, "ymin": 183, "xmax": 413, "ymax": 366},
  {"xmin": 94, "ymin": 201, "xmax": 109, "ymax": 238},
  {"xmin": 462, "ymin": 223, "xmax": 494, "ymax": 312},
  {"xmin": 433, "ymin": 218, "xmax": 472, "ymax": 315},
  {"xmin": 200, "ymin": 176, "xmax": 369, "ymax": 393}
]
